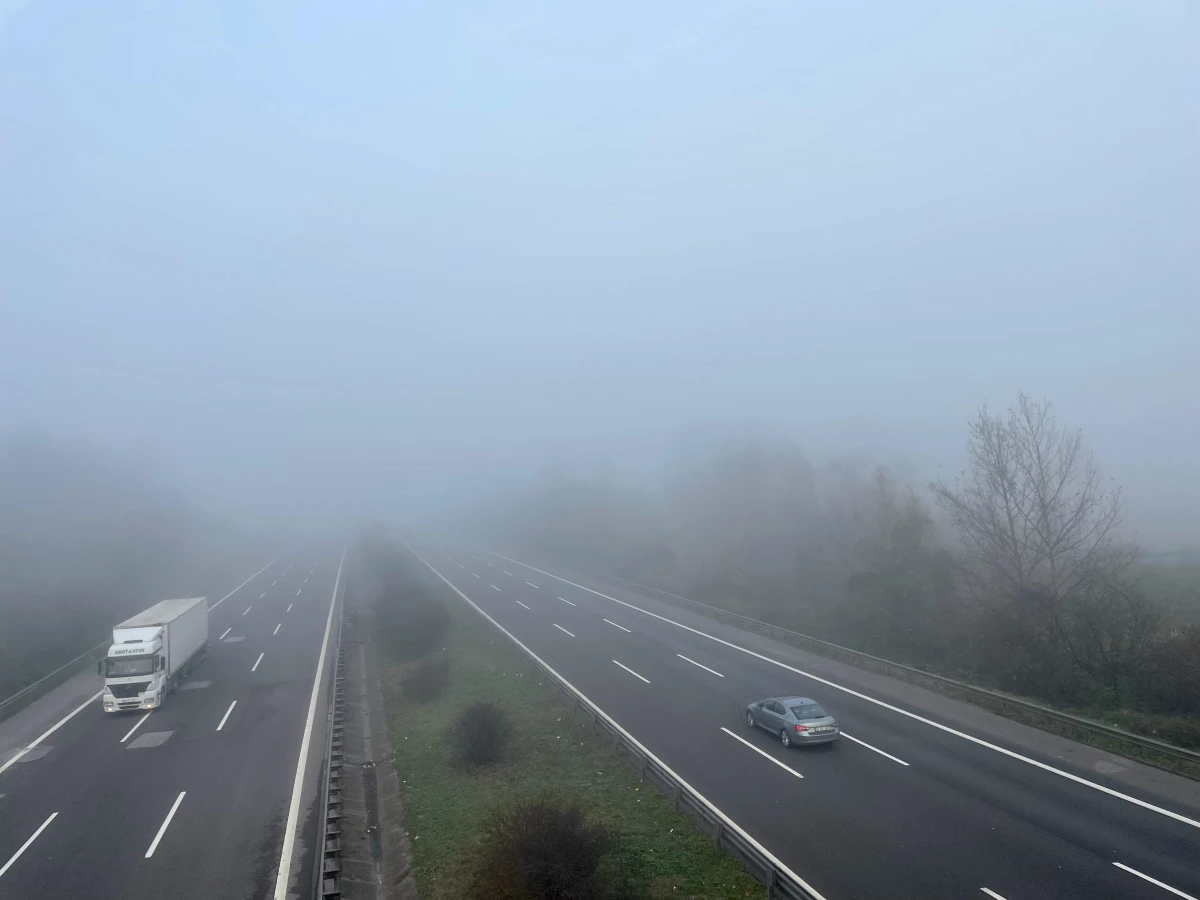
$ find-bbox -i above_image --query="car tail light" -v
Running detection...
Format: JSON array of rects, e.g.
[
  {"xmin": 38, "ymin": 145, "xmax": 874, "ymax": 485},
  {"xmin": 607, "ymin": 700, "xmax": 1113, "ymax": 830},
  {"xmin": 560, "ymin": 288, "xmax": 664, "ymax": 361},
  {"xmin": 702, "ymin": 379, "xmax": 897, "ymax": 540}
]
[{"xmin": 794, "ymin": 724, "xmax": 808, "ymax": 732}]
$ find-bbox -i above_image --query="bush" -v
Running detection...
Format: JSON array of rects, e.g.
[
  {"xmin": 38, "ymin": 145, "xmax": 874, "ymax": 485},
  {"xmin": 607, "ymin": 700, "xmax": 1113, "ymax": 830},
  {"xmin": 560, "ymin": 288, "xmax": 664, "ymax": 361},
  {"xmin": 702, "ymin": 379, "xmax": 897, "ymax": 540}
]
[
  {"xmin": 468, "ymin": 797, "xmax": 639, "ymax": 900},
  {"xmin": 447, "ymin": 700, "xmax": 513, "ymax": 766},
  {"xmin": 1141, "ymin": 626, "xmax": 1200, "ymax": 716},
  {"xmin": 403, "ymin": 655, "xmax": 450, "ymax": 703},
  {"xmin": 373, "ymin": 589, "xmax": 451, "ymax": 662}
]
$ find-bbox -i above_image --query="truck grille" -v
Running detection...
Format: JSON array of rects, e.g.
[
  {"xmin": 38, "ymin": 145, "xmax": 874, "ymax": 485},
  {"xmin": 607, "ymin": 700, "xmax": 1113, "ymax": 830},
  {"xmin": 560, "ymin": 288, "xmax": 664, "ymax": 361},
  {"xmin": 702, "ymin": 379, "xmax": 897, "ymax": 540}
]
[{"xmin": 109, "ymin": 682, "xmax": 150, "ymax": 699}]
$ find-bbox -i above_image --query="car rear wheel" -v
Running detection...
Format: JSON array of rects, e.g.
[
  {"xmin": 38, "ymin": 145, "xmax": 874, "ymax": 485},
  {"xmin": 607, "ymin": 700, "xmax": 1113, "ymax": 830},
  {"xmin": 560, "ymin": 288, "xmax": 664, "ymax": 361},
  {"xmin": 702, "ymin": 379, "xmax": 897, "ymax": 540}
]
[
  {"xmin": 780, "ymin": 729, "xmax": 791, "ymax": 748},
  {"xmin": 746, "ymin": 710, "xmax": 755, "ymax": 729}
]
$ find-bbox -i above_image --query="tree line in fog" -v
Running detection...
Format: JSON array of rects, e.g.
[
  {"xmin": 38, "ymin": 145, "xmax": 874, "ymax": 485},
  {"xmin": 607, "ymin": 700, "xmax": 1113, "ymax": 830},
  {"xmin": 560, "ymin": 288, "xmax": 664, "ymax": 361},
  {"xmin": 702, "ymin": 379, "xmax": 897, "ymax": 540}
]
[{"xmin": 464, "ymin": 395, "xmax": 1200, "ymax": 740}]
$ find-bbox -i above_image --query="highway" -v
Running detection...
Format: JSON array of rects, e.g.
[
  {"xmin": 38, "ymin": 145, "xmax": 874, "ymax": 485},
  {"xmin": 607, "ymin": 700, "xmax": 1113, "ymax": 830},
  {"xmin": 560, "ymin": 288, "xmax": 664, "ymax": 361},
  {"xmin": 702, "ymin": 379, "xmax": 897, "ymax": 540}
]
[
  {"xmin": 0, "ymin": 548, "xmax": 344, "ymax": 900},
  {"xmin": 418, "ymin": 544, "xmax": 1200, "ymax": 900}
]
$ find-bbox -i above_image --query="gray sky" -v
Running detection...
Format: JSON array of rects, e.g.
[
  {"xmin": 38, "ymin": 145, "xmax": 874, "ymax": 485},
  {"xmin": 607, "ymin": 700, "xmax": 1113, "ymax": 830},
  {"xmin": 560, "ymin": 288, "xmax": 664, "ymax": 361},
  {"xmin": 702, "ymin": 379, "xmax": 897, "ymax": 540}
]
[{"xmin": 1, "ymin": 1, "xmax": 1197, "ymax": 546}]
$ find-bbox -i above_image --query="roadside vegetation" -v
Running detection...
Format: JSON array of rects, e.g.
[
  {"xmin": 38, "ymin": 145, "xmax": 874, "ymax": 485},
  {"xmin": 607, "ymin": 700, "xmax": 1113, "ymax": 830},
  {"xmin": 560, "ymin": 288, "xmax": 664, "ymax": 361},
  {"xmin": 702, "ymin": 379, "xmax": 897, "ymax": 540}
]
[
  {"xmin": 463, "ymin": 394, "xmax": 1200, "ymax": 755},
  {"xmin": 361, "ymin": 536, "xmax": 765, "ymax": 900}
]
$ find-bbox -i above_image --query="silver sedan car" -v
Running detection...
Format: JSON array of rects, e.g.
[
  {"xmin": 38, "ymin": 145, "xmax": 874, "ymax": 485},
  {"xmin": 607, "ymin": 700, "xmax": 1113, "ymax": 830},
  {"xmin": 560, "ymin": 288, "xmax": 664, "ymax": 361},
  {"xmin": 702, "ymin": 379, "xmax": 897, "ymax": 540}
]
[{"xmin": 746, "ymin": 696, "xmax": 840, "ymax": 747}]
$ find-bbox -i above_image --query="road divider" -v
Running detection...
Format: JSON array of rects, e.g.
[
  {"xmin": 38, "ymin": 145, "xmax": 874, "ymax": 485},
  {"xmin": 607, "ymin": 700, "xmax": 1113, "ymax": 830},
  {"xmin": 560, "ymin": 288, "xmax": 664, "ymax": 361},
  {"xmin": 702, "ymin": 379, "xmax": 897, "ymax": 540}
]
[
  {"xmin": 613, "ymin": 660, "xmax": 650, "ymax": 684},
  {"xmin": 217, "ymin": 701, "xmax": 237, "ymax": 732},
  {"xmin": 721, "ymin": 728, "xmax": 804, "ymax": 780},
  {"xmin": 1112, "ymin": 862, "xmax": 1197, "ymax": 900},
  {"xmin": 120, "ymin": 713, "xmax": 151, "ymax": 744},
  {"xmin": 145, "ymin": 791, "xmax": 186, "ymax": 858},
  {"xmin": 0, "ymin": 812, "xmax": 58, "ymax": 879},
  {"xmin": 677, "ymin": 654, "xmax": 724, "ymax": 678},
  {"xmin": 0, "ymin": 691, "xmax": 102, "ymax": 777},
  {"xmin": 840, "ymin": 732, "xmax": 909, "ymax": 766}
]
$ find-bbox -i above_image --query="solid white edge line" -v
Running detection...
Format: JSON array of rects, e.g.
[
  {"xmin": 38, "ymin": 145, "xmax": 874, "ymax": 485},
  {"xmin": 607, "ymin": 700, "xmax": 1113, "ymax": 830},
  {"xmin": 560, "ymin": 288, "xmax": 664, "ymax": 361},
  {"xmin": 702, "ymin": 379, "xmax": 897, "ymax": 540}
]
[
  {"xmin": 980, "ymin": 889, "xmax": 1008, "ymax": 900},
  {"xmin": 216, "ymin": 701, "xmax": 237, "ymax": 732},
  {"xmin": 0, "ymin": 691, "xmax": 103, "ymax": 777},
  {"xmin": 272, "ymin": 546, "xmax": 345, "ymax": 900},
  {"xmin": 840, "ymin": 731, "xmax": 910, "ymax": 766},
  {"xmin": 526, "ymin": 582, "xmax": 540, "ymax": 589},
  {"xmin": 210, "ymin": 556, "xmax": 282, "ymax": 611},
  {"xmin": 516, "ymin": 600, "xmax": 531, "ymax": 610},
  {"xmin": 219, "ymin": 627, "xmax": 232, "ymax": 640},
  {"xmin": 603, "ymin": 618, "xmax": 631, "ymax": 632},
  {"xmin": 251, "ymin": 653, "xmax": 264, "ymax": 672},
  {"xmin": 0, "ymin": 812, "xmax": 58, "ymax": 879},
  {"xmin": 677, "ymin": 654, "xmax": 724, "ymax": 677},
  {"xmin": 559, "ymin": 597, "xmax": 576, "ymax": 606},
  {"xmin": 613, "ymin": 660, "xmax": 650, "ymax": 684},
  {"xmin": 120, "ymin": 712, "xmax": 152, "ymax": 743},
  {"xmin": 273, "ymin": 624, "xmax": 281, "ymax": 635},
  {"xmin": 144, "ymin": 791, "xmax": 186, "ymax": 857},
  {"xmin": 413, "ymin": 553, "xmax": 828, "ymax": 900},
  {"xmin": 554, "ymin": 623, "xmax": 575, "ymax": 637},
  {"xmin": 484, "ymin": 549, "xmax": 1200, "ymax": 831},
  {"xmin": 720, "ymin": 727, "xmax": 804, "ymax": 779},
  {"xmin": 1112, "ymin": 862, "xmax": 1198, "ymax": 900}
]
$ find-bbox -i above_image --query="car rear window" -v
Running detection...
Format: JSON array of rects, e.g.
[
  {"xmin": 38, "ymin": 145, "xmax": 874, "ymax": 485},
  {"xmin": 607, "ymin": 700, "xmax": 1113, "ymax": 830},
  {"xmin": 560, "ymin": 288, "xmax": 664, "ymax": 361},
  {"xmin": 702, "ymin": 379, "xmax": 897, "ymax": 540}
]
[{"xmin": 790, "ymin": 704, "xmax": 825, "ymax": 719}]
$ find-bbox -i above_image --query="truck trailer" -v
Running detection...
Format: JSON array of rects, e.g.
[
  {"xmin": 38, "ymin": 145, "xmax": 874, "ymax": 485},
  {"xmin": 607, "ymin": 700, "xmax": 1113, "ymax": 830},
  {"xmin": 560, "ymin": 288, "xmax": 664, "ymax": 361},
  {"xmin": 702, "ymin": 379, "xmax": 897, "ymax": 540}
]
[{"xmin": 99, "ymin": 597, "xmax": 208, "ymax": 712}]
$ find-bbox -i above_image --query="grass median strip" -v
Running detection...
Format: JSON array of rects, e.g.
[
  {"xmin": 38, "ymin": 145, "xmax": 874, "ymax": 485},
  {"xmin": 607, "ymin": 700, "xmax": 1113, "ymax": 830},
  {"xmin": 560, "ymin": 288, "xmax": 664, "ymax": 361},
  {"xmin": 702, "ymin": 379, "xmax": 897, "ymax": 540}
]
[{"xmin": 378, "ymin": 597, "xmax": 765, "ymax": 900}]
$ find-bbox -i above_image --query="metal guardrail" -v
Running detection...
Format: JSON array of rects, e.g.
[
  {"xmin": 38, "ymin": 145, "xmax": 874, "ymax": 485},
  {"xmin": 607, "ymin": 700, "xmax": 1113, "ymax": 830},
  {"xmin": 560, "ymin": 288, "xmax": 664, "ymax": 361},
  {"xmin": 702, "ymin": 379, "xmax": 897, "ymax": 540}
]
[
  {"xmin": 316, "ymin": 591, "xmax": 348, "ymax": 898},
  {"xmin": 0, "ymin": 639, "xmax": 111, "ymax": 719},
  {"xmin": 417, "ymin": 553, "xmax": 825, "ymax": 900},
  {"xmin": 606, "ymin": 575, "xmax": 1200, "ymax": 769}
]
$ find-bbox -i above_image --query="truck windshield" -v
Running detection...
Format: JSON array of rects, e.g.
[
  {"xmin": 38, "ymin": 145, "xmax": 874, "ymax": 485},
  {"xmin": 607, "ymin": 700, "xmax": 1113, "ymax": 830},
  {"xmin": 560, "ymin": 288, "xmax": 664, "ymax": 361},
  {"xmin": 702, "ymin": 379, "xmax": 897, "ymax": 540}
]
[{"xmin": 104, "ymin": 656, "xmax": 156, "ymax": 677}]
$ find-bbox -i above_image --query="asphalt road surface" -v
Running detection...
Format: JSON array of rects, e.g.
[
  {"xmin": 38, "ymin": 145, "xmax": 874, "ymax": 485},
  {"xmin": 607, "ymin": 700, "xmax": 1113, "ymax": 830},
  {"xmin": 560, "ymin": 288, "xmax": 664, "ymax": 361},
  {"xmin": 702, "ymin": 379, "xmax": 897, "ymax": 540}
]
[
  {"xmin": 418, "ymin": 543, "xmax": 1200, "ymax": 900},
  {"xmin": 0, "ymin": 547, "xmax": 344, "ymax": 900}
]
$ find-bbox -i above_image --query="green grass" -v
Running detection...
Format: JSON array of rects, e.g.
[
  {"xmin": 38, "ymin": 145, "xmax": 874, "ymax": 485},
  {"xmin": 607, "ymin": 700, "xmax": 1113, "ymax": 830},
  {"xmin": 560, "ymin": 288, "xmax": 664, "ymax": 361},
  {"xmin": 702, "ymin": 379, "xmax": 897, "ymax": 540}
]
[{"xmin": 378, "ymin": 598, "xmax": 765, "ymax": 900}]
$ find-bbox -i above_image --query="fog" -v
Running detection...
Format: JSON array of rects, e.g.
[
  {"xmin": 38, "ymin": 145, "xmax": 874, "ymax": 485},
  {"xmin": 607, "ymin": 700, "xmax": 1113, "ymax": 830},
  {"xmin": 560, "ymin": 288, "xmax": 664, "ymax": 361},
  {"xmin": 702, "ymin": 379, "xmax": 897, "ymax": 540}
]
[{"xmin": 1, "ymin": 1, "xmax": 1197, "ymax": 549}]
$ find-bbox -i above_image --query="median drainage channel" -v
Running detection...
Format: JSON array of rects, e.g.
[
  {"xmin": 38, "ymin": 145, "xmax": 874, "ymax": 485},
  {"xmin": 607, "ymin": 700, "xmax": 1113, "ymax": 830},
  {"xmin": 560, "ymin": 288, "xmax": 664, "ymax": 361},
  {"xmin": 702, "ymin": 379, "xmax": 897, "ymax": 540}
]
[{"xmin": 318, "ymin": 606, "xmax": 415, "ymax": 899}]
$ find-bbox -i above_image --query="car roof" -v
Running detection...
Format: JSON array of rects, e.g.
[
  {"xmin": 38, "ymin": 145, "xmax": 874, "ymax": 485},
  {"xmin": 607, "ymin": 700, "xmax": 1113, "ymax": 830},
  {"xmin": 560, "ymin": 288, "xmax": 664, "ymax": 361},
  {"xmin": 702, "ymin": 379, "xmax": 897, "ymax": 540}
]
[{"xmin": 776, "ymin": 696, "xmax": 818, "ymax": 705}]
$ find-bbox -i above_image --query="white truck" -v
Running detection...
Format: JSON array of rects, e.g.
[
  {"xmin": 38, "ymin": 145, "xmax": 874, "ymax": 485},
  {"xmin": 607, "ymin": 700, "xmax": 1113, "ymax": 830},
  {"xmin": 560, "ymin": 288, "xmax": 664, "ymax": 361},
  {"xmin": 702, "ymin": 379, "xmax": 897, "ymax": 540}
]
[{"xmin": 99, "ymin": 597, "xmax": 209, "ymax": 712}]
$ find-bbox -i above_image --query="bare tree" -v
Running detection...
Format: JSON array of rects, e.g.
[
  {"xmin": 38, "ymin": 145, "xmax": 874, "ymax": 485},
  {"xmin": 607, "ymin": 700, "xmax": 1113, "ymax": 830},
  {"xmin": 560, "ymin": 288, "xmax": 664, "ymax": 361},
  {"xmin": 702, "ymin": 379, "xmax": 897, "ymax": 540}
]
[{"xmin": 932, "ymin": 395, "xmax": 1136, "ymax": 672}]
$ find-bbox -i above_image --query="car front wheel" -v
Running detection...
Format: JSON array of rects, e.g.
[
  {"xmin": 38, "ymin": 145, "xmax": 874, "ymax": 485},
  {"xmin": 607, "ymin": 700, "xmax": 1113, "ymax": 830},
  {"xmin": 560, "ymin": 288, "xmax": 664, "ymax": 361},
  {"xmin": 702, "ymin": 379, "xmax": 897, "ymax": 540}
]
[{"xmin": 780, "ymin": 729, "xmax": 791, "ymax": 748}]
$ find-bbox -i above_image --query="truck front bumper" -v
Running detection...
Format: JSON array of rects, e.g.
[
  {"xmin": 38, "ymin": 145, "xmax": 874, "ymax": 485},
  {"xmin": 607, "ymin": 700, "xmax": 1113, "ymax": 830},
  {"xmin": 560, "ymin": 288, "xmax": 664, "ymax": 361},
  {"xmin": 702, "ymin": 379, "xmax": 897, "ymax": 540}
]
[{"xmin": 103, "ymin": 693, "xmax": 160, "ymax": 712}]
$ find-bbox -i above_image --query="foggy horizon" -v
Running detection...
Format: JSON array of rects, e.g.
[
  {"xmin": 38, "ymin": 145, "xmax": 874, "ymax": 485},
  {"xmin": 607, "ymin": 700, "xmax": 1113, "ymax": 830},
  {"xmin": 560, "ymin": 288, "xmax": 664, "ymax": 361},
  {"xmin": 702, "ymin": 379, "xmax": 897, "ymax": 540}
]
[{"xmin": 2, "ymin": 1, "xmax": 1197, "ymax": 549}]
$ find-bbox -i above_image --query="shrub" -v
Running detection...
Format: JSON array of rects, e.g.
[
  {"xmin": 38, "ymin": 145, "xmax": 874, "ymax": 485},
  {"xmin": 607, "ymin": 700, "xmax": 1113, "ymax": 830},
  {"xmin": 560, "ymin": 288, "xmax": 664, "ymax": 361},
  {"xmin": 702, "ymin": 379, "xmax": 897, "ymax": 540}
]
[
  {"xmin": 373, "ymin": 588, "xmax": 451, "ymax": 662},
  {"xmin": 447, "ymin": 700, "xmax": 513, "ymax": 766},
  {"xmin": 468, "ymin": 797, "xmax": 639, "ymax": 900},
  {"xmin": 403, "ymin": 655, "xmax": 450, "ymax": 703}
]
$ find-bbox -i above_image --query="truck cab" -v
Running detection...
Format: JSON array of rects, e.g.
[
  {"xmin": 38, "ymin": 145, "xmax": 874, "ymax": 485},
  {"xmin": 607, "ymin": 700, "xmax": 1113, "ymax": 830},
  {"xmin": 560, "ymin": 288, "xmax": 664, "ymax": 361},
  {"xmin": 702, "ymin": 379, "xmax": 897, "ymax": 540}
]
[
  {"xmin": 98, "ymin": 597, "xmax": 208, "ymax": 712},
  {"xmin": 100, "ymin": 626, "xmax": 168, "ymax": 711}
]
